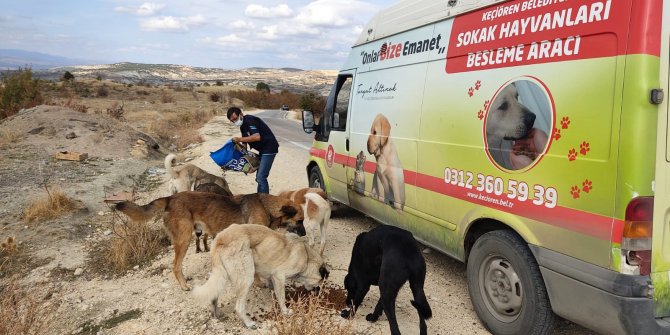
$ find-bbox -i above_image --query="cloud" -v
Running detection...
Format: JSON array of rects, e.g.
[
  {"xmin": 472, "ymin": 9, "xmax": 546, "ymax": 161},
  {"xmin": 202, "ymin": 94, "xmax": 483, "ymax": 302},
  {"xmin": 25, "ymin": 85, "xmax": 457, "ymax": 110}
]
[
  {"xmin": 295, "ymin": 0, "xmax": 376, "ymax": 28},
  {"xmin": 140, "ymin": 15, "xmax": 206, "ymax": 32},
  {"xmin": 245, "ymin": 4, "xmax": 293, "ymax": 19},
  {"xmin": 229, "ymin": 19, "xmax": 255, "ymax": 30},
  {"xmin": 115, "ymin": 2, "xmax": 165, "ymax": 16}
]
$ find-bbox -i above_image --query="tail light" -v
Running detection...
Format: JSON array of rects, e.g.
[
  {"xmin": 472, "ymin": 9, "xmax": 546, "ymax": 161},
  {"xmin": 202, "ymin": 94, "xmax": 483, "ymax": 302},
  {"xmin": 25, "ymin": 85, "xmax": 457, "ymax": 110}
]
[{"xmin": 622, "ymin": 197, "xmax": 653, "ymax": 275}]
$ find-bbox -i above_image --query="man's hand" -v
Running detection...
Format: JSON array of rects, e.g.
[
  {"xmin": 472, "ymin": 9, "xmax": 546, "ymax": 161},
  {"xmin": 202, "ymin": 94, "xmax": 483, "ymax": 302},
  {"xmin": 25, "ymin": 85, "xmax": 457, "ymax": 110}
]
[{"xmin": 232, "ymin": 136, "xmax": 242, "ymax": 143}]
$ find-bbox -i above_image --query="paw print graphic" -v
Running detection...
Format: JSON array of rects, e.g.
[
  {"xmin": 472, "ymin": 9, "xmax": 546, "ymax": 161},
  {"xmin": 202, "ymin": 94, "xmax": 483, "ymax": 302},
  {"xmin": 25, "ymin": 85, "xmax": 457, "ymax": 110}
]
[
  {"xmin": 477, "ymin": 110, "xmax": 484, "ymax": 120},
  {"xmin": 468, "ymin": 87, "xmax": 474, "ymax": 97},
  {"xmin": 568, "ymin": 148, "xmax": 577, "ymax": 161},
  {"xmin": 553, "ymin": 128, "xmax": 561, "ymax": 141},
  {"xmin": 571, "ymin": 186, "xmax": 581, "ymax": 199},
  {"xmin": 579, "ymin": 141, "xmax": 590, "ymax": 156},
  {"xmin": 582, "ymin": 179, "xmax": 593, "ymax": 193},
  {"xmin": 474, "ymin": 80, "xmax": 481, "ymax": 90},
  {"xmin": 561, "ymin": 117, "xmax": 571, "ymax": 129},
  {"xmin": 483, "ymin": 100, "xmax": 490, "ymax": 110}
]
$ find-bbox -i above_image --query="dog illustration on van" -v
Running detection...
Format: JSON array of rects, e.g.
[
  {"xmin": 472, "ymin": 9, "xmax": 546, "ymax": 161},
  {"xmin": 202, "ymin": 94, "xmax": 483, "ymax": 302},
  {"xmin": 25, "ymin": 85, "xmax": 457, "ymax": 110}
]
[
  {"xmin": 367, "ymin": 113, "xmax": 405, "ymax": 210},
  {"xmin": 352, "ymin": 150, "xmax": 366, "ymax": 194},
  {"xmin": 485, "ymin": 81, "xmax": 550, "ymax": 170}
]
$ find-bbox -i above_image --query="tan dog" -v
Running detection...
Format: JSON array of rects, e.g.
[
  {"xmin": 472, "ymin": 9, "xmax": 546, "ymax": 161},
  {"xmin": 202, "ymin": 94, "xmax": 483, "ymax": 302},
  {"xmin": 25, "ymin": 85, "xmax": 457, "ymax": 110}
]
[
  {"xmin": 165, "ymin": 154, "xmax": 232, "ymax": 195},
  {"xmin": 114, "ymin": 192, "xmax": 304, "ymax": 290},
  {"xmin": 485, "ymin": 83, "xmax": 537, "ymax": 169},
  {"xmin": 367, "ymin": 113, "xmax": 405, "ymax": 210},
  {"xmin": 302, "ymin": 192, "xmax": 331, "ymax": 255},
  {"xmin": 193, "ymin": 224, "xmax": 329, "ymax": 329}
]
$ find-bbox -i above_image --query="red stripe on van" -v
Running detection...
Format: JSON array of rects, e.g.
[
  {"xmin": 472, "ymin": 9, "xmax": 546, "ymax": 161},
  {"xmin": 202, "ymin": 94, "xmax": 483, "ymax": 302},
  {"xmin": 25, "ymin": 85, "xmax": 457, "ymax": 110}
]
[{"xmin": 310, "ymin": 148, "xmax": 624, "ymax": 243}]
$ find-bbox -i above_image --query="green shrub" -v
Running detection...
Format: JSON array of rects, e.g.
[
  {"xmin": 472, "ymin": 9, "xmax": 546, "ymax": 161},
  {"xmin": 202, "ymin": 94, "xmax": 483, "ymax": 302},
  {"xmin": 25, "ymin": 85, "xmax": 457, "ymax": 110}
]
[{"xmin": 0, "ymin": 67, "xmax": 43, "ymax": 119}]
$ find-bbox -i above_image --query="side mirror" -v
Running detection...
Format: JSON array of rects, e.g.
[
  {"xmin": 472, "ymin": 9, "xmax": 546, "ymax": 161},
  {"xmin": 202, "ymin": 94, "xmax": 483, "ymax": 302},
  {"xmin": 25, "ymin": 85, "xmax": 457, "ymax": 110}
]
[{"xmin": 302, "ymin": 110, "xmax": 315, "ymax": 134}]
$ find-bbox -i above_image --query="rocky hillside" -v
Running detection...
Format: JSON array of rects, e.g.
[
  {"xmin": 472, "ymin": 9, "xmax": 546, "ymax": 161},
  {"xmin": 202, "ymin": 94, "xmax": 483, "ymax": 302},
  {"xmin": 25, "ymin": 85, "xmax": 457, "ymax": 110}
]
[{"xmin": 34, "ymin": 63, "xmax": 338, "ymax": 96}]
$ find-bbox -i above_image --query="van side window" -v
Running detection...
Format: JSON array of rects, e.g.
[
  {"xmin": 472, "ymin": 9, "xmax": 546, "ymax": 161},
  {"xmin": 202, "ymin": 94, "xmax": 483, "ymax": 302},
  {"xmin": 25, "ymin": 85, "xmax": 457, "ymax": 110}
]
[{"xmin": 332, "ymin": 77, "xmax": 352, "ymax": 131}]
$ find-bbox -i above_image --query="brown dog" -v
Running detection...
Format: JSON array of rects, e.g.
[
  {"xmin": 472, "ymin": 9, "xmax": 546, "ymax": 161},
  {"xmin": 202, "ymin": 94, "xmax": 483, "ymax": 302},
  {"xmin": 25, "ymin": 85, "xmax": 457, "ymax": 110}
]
[
  {"xmin": 165, "ymin": 154, "xmax": 232, "ymax": 195},
  {"xmin": 278, "ymin": 187, "xmax": 327, "ymax": 205},
  {"xmin": 114, "ymin": 191, "xmax": 304, "ymax": 290},
  {"xmin": 192, "ymin": 183, "xmax": 235, "ymax": 253},
  {"xmin": 367, "ymin": 114, "xmax": 405, "ymax": 210}
]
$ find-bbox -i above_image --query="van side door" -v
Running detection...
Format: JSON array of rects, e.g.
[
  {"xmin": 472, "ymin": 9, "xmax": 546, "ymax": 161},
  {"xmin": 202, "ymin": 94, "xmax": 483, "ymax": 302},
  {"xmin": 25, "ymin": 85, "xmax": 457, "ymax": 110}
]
[{"xmin": 320, "ymin": 72, "xmax": 355, "ymax": 204}]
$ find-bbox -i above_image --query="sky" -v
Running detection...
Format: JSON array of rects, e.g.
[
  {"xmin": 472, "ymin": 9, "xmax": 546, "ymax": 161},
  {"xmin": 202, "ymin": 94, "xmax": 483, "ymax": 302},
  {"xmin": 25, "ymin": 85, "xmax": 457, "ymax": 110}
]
[{"xmin": 1, "ymin": 0, "xmax": 399, "ymax": 70}]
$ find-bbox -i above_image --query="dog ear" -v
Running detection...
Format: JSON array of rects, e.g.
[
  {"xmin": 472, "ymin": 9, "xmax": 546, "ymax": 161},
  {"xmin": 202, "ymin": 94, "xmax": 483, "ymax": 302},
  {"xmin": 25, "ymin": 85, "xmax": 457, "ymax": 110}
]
[
  {"xmin": 280, "ymin": 204, "xmax": 297, "ymax": 217},
  {"xmin": 380, "ymin": 115, "xmax": 391, "ymax": 147}
]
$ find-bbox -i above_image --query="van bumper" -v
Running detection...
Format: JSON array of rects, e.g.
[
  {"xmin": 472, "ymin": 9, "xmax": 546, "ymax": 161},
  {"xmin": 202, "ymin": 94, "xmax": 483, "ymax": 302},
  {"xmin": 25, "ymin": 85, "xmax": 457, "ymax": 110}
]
[{"xmin": 530, "ymin": 245, "xmax": 670, "ymax": 335}]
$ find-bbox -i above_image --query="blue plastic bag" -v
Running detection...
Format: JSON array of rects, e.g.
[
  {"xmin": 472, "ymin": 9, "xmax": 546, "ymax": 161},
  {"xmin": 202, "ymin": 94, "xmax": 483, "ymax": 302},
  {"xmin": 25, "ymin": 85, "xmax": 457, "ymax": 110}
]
[{"xmin": 210, "ymin": 139, "xmax": 259, "ymax": 173}]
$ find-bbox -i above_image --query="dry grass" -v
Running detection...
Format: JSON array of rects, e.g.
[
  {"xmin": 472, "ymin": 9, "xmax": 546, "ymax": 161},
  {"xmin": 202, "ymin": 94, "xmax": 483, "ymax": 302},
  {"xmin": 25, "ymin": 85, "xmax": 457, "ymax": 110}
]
[
  {"xmin": 0, "ymin": 276, "xmax": 60, "ymax": 335},
  {"xmin": 0, "ymin": 128, "xmax": 21, "ymax": 145},
  {"xmin": 101, "ymin": 215, "xmax": 169, "ymax": 274},
  {"xmin": 22, "ymin": 188, "xmax": 78, "ymax": 223},
  {"xmin": 268, "ymin": 286, "xmax": 355, "ymax": 335}
]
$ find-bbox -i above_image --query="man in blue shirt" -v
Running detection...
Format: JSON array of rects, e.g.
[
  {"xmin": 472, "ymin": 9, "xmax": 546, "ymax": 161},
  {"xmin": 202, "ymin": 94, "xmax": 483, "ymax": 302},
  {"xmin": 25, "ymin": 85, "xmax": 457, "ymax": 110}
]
[{"xmin": 227, "ymin": 107, "xmax": 279, "ymax": 193}]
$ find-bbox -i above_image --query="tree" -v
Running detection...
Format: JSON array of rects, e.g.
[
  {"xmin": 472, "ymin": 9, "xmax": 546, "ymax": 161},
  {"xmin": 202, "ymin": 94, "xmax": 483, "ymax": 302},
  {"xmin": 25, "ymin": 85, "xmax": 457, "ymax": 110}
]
[
  {"xmin": 0, "ymin": 67, "xmax": 43, "ymax": 118},
  {"xmin": 62, "ymin": 71, "xmax": 75, "ymax": 82},
  {"xmin": 256, "ymin": 82, "xmax": 270, "ymax": 93}
]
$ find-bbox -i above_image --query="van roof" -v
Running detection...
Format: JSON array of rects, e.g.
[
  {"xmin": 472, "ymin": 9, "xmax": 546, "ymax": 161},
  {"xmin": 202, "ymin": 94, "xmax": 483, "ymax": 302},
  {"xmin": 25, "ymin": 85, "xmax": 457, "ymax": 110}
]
[{"xmin": 354, "ymin": 0, "xmax": 506, "ymax": 46}]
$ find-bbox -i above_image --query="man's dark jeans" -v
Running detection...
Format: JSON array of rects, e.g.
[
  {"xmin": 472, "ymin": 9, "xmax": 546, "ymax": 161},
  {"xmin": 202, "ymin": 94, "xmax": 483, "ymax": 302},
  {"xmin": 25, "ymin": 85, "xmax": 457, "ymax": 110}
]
[{"xmin": 256, "ymin": 153, "xmax": 276, "ymax": 193}]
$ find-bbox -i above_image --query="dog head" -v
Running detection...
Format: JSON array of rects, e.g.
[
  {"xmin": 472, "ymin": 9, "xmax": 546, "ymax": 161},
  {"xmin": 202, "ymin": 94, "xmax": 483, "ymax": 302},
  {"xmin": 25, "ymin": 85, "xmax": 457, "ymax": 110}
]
[
  {"xmin": 277, "ymin": 201, "xmax": 306, "ymax": 235},
  {"xmin": 486, "ymin": 83, "xmax": 536, "ymax": 141},
  {"xmin": 367, "ymin": 114, "xmax": 391, "ymax": 156},
  {"xmin": 295, "ymin": 246, "xmax": 329, "ymax": 291},
  {"xmin": 355, "ymin": 151, "xmax": 366, "ymax": 171}
]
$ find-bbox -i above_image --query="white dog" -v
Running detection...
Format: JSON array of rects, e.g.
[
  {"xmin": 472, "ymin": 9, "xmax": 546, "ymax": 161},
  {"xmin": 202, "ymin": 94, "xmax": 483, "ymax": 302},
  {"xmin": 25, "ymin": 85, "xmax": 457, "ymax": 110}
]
[
  {"xmin": 485, "ymin": 83, "xmax": 537, "ymax": 169},
  {"xmin": 302, "ymin": 192, "xmax": 331, "ymax": 255}
]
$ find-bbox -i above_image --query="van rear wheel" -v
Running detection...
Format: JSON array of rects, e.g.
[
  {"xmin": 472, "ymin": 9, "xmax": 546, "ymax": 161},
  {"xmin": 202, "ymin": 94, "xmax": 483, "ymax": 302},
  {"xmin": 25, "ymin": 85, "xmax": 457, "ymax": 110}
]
[
  {"xmin": 467, "ymin": 230, "xmax": 556, "ymax": 335},
  {"xmin": 309, "ymin": 167, "xmax": 324, "ymax": 191}
]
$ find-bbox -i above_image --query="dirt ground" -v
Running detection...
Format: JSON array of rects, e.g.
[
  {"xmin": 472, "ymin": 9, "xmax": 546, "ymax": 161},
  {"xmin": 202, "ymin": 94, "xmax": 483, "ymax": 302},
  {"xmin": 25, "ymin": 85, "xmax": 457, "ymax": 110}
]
[{"xmin": 0, "ymin": 106, "xmax": 595, "ymax": 335}]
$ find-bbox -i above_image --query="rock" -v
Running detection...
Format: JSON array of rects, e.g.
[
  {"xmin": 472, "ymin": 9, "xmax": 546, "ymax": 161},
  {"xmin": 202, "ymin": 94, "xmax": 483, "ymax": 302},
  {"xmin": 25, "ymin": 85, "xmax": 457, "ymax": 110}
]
[
  {"xmin": 133, "ymin": 265, "xmax": 140, "ymax": 270},
  {"xmin": 422, "ymin": 248, "xmax": 431, "ymax": 254},
  {"xmin": 74, "ymin": 268, "xmax": 84, "ymax": 276},
  {"xmin": 65, "ymin": 132, "xmax": 77, "ymax": 139},
  {"xmin": 103, "ymin": 230, "xmax": 112, "ymax": 236},
  {"xmin": 97, "ymin": 211, "xmax": 105, "ymax": 216}
]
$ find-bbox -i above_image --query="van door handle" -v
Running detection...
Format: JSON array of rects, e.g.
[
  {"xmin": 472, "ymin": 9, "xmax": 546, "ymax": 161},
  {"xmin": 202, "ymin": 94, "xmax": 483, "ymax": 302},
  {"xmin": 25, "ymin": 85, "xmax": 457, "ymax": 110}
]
[{"xmin": 346, "ymin": 139, "xmax": 349, "ymax": 151}]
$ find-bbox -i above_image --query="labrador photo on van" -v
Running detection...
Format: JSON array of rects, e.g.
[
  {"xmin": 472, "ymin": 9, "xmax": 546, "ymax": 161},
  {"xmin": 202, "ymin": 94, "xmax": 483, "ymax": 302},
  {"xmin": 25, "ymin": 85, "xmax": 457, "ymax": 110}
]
[{"xmin": 303, "ymin": 0, "xmax": 670, "ymax": 334}]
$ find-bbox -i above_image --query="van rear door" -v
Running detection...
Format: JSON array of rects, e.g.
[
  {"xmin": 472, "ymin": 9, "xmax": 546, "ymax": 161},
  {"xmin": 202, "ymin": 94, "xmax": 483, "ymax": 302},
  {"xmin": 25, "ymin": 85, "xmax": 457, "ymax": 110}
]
[{"xmin": 652, "ymin": 11, "xmax": 670, "ymax": 317}]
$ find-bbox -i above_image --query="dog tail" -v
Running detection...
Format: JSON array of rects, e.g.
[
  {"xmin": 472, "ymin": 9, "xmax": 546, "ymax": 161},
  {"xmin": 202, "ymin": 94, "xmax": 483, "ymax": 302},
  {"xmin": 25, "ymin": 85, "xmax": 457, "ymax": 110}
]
[
  {"xmin": 165, "ymin": 154, "xmax": 179, "ymax": 179},
  {"xmin": 193, "ymin": 262, "xmax": 228, "ymax": 307},
  {"xmin": 114, "ymin": 197, "xmax": 169, "ymax": 223}
]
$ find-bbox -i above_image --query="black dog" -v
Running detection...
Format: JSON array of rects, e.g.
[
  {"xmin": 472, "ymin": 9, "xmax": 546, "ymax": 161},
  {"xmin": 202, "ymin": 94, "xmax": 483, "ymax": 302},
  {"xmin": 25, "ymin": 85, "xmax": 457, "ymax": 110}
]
[{"xmin": 340, "ymin": 225, "xmax": 432, "ymax": 335}]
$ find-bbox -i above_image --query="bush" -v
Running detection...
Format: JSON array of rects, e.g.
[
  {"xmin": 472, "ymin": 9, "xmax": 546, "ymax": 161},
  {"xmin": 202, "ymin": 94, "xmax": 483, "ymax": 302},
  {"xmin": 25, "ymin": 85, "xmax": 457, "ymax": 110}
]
[
  {"xmin": 209, "ymin": 92, "xmax": 221, "ymax": 102},
  {"xmin": 0, "ymin": 276, "xmax": 60, "ymax": 335},
  {"xmin": 61, "ymin": 71, "xmax": 75, "ymax": 82},
  {"xmin": 102, "ymin": 217, "xmax": 168, "ymax": 273},
  {"xmin": 97, "ymin": 85, "xmax": 109, "ymax": 97},
  {"xmin": 0, "ymin": 67, "xmax": 43, "ymax": 118},
  {"xmin": 22, "ymin": 188, "xmax": 78, "ymax": 223}
]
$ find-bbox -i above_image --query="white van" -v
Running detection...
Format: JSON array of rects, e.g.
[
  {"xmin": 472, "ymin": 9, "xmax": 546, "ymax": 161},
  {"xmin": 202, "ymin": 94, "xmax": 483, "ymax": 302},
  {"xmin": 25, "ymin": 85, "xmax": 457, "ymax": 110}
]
[{"xmin": 302, "ymin": 0, "xmax": 670, "ymax": 334}]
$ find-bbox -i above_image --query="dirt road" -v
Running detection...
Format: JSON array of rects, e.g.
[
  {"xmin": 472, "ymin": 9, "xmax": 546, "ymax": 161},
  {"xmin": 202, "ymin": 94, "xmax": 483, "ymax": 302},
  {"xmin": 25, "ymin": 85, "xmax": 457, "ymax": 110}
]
[{"xmin": 1, "ymin": 108, "xmax": 595, "ymax": 334}]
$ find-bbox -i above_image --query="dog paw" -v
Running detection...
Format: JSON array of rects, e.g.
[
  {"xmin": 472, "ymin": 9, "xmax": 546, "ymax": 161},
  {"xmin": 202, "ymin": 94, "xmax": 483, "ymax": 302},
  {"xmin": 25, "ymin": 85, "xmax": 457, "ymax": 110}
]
[
  {"xmin": 340, "ymin": 308, "xmax": 352, "ymax": 318},
  {"xmin": 365, "ymin": 313, "xmax": 380, "ymax": 322}
]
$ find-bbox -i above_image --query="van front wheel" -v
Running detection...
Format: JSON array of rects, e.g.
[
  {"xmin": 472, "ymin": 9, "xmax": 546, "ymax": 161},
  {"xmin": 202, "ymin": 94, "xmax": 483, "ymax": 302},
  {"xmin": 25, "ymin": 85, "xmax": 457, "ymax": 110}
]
[
  {"xmin": 467, "ymin": 230, "xmax": 556, "ymax": 335},
  {"xmin": 309, "ymin": 167, "xmax": 324, "ymax": 191}
]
